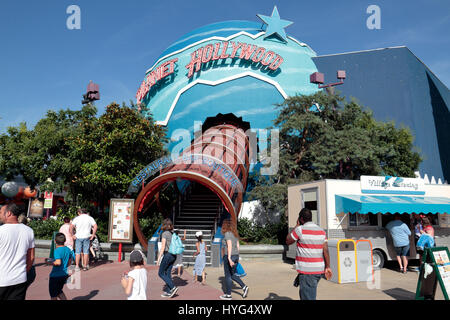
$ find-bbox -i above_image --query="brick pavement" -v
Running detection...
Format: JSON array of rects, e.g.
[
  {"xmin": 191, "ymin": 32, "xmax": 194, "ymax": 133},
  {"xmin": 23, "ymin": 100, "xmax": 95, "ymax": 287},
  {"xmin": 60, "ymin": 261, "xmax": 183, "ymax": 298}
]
[{"xmin": 26, "ymin": 258, "xmax": 446, "ymax": 300}]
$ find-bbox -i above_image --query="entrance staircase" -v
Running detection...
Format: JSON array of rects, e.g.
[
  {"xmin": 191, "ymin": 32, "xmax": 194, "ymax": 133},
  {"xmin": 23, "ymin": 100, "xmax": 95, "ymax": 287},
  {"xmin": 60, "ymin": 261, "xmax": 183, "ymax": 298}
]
[{"xmin": 173, "ymin": 185, "xmax": 221, "ymax": 267}]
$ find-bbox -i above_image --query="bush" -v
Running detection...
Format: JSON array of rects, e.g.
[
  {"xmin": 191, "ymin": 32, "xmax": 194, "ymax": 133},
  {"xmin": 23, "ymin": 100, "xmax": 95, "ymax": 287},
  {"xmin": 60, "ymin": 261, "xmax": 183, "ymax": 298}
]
[
  {"xmin": 237, "ymin": 216, "xmax": 288, "ymax": 245},
  {"xmin": 28, "ymin": 217, "xmax": 64, "ymax": 240},
  {"xmin": 139, "ymin": 213, "xmax": 163, "ymax": 239}
]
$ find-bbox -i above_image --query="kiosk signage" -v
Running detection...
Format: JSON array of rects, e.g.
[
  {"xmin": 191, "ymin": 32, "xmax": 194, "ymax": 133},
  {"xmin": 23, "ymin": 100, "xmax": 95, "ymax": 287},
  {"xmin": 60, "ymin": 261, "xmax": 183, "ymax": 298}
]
[
  {"xmin": 108, "ymin": 198, "xmax": 134, "ymax": 244},
  {"xmin": 361, "ymin": 175, "xmax": 425, "ymax": 195}
]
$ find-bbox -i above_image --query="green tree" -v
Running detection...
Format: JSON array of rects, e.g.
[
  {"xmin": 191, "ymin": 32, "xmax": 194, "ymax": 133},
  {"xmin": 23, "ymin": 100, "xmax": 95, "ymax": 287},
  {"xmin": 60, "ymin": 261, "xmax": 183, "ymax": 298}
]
[
  {"xmin": 0, "ymin": 102, "xmax": 167, "ymax": 212},
  {"xmin": 0, "ymin": 104, "xmax": 97, "ymax": 190},
  {"xmin": 66, "ymin": 102, "xmax": 167, "ymax": 211},
  {"xmin": 248, "ymin": 91, "xmax": 422, "ymax": 215}
]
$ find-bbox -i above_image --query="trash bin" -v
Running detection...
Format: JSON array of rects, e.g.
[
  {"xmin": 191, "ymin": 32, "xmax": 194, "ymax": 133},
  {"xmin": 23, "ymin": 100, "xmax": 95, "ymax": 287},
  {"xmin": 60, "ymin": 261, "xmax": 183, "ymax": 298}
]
[
  {"xmin": 328, "ymin": 239, "xmax": 357, "ymax": 283},
  {"xmin": 355, "ymin": 239, "xmax": 374, "ymax": 282}
]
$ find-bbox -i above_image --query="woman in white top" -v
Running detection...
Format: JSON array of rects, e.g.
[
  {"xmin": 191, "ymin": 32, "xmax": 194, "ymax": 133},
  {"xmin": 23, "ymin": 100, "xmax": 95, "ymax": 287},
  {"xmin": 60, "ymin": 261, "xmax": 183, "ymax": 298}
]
[{"xmin": 121, "ymin": 250, "xmax": 147, "ymax": 300}]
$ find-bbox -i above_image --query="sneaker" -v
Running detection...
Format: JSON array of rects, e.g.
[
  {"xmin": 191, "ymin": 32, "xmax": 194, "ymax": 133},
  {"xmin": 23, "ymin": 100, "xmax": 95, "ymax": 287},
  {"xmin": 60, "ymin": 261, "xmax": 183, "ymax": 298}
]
[
  {"xmin": 169, "ymin": 286, "xmax": 179, "ymax": 298},
  {"xmin": 86, "ymin": 265, "xmax": 90, "ymax": 270},
  {"xmin": 75, "ymin": 266, "xmax": 80, "ymax": 272},
  {"xmin": 219, "ymin": 294, "xmax": 232, "ymax": 300},
  {"xmin": 161, "ymin": 292, "xmax": 171, "ymax": 298},
  {"xmin": 242, "ymin": 286, "xmax": 249, "ymax": 298}
]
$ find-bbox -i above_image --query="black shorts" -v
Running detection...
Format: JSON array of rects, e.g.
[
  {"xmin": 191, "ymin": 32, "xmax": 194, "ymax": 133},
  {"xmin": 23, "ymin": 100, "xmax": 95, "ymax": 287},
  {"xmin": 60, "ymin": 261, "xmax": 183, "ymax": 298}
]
[
  {"xmin": 49, "ymin": 276, "xmax": 69, "ymax": 298},
  {"xmin": 0, "ymin": 282, "xmax": 28, "ymax": 300}
]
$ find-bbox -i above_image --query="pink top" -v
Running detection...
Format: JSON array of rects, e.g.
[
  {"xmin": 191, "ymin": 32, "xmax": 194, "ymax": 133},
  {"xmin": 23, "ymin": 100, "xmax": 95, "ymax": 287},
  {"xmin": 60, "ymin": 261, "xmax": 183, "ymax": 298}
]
[{"xmin": 59, "ymin": 223, "xmax": 74, "ymax": 248}]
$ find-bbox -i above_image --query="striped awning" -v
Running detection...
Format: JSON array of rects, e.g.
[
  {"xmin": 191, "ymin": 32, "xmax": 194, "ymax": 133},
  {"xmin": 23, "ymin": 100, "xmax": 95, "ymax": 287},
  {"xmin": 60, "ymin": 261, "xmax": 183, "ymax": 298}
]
[{"xmin": 335, "ymin": 195, "xmax": 450, "ymax": 214}]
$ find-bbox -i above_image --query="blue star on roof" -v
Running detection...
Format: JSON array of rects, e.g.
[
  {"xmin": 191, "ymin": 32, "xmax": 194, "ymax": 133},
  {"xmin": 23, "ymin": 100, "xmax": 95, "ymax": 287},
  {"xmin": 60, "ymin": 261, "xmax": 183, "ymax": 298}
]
[{"xmin": 257, "ymin": 6, "xmax": 293, "ymax": 43}]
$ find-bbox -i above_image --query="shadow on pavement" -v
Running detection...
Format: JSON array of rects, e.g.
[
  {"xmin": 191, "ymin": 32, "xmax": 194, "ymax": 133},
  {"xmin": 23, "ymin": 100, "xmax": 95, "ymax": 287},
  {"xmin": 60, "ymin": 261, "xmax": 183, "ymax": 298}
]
[
  {"xmin": 72, "ymin": 290, "xmax": 99, "ymax": 300},
  {"xmin": 383, "ymin": 288, "xmax": 415, "ymax": 300},
  {"xmin": 218, "ymin": 276, "xmax": 246, "ymax": 294},
  {"xmin": 264, "ymin": 292, "xmax": 293, "ymax": 300},
  {"xmin": 173, "ymin": 276, "xmax": 189, "ymax": 287},
  {"xmin": 89, "ymin": 260, "xmax": 114, "ymax": 269}
]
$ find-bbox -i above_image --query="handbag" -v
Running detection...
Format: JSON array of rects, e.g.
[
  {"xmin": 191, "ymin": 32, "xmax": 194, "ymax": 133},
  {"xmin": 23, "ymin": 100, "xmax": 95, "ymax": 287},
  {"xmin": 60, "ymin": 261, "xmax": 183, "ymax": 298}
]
[{"xmin": 236, "ymin": 262, "xmax": 246, "ymax": 277}]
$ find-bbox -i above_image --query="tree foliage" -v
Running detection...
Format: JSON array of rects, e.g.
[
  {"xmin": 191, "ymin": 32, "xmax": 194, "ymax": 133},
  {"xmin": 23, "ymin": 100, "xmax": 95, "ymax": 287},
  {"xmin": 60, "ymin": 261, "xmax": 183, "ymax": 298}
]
[
  {"xmin": 248, "ymin": 91, "xmax": 422, "ymax": 215},
  {"xmin": 0, "ymin": 102, "xmax": 167, "ymax": 211}
]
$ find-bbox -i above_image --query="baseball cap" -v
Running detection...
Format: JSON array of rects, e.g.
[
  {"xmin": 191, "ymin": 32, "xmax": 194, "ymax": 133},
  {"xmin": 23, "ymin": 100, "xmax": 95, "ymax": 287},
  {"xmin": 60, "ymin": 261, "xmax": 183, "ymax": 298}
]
[
  {"xmin": 130, "ymin": 250, "xmax": 144, "ymax": 263},
  {"xmin": 195, "ymin": 231, "xmax": 203, "ymax": 237}
]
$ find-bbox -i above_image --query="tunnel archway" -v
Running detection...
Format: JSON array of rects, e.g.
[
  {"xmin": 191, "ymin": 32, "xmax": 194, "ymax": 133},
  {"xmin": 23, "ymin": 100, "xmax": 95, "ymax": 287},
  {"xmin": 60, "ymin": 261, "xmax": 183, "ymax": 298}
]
[{"xmin": 133, "ymin": 113, "xmax": 252, "ymax": 250}]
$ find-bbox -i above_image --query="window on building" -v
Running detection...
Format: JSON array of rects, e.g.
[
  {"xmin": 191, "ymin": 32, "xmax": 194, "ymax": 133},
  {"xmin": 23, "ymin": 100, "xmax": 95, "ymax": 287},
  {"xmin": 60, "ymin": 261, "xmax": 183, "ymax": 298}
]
[
  {"xmin": 302, "ymin": 188, "xmax": 319, "ymax": 225},
  {"xmin": 349, "ymin": 212, "xmax": 378, "ymax": 227}
]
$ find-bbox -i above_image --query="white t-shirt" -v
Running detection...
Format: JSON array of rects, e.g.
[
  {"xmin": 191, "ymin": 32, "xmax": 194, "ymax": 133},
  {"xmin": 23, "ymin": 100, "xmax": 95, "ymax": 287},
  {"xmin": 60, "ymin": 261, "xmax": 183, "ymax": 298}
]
[
  {"xmin": 0, "ymin": 223, "xmax": 35, "ymax": 287},
  {"xmin": 72, "ymin": 214, "xmax": 96, "ymax": 239},
  {"xmin": 127, "ymin": 268, "xmax": 147, "ymax": 300}
]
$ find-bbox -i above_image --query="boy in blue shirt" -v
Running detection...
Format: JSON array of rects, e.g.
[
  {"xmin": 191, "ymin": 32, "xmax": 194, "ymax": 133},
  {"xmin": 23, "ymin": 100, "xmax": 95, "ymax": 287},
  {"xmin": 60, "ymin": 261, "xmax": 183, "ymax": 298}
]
[{"xmin": 49, "ymin": 233, "xmax": 75, "ymax": 300}]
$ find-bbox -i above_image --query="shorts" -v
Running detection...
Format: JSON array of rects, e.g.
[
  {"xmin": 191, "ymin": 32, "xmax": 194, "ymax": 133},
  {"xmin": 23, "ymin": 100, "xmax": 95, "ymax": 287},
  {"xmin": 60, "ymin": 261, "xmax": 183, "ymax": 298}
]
[
  {"xmin": 0, "ymin": 282, "xmax": 28, "ymax": 300},
  {"xmin": 49, "ymin": 276, "xmax": 69, "ymax": 298},
  {"xmin": 75, "ymin": 238, "xmax": 90, "ymax": 254},
  {"xmin": 394, "ymin": 245, "xmax": 410, "ymax": 257}
]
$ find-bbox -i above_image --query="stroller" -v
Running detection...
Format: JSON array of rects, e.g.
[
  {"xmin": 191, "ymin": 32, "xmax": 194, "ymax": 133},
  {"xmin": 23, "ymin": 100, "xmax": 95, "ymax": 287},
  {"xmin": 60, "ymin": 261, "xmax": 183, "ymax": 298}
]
[{"xmin": 89, "ymin": 234, "xmax": 105, "ymax": 262}]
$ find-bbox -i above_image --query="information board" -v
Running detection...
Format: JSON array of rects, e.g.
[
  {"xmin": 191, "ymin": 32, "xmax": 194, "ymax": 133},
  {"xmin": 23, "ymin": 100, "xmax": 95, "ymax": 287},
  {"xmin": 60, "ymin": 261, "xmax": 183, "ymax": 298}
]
[
  {"xmin": 415, "ymin": 247, "xmax": 450, "ymax": 300},
  {"xmin": 107, "ymin": 198, "xmax": 134, "ymax": 244}
]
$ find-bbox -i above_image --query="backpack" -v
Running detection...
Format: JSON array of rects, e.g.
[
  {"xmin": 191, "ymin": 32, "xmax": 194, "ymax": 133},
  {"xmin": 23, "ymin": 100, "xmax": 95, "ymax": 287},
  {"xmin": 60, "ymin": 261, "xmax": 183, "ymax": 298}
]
[{"xmin": 168, "ymin": 232, "xmax": 184, "ymax": 255}]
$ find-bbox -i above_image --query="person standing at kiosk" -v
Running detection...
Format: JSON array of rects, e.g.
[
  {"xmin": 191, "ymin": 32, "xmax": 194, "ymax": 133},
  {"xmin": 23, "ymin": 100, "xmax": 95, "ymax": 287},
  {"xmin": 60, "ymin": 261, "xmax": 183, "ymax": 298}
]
[{"xmin": 386, "ymin": 214, "xmax": 411, "ymax": 274}]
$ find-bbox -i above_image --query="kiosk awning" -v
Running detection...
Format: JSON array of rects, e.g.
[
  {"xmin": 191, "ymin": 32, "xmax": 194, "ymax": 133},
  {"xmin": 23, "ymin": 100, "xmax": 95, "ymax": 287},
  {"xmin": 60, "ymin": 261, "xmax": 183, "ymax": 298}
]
[{"xmin": 335, "ymin": 195, "xmax": 450, "ymax": 214}]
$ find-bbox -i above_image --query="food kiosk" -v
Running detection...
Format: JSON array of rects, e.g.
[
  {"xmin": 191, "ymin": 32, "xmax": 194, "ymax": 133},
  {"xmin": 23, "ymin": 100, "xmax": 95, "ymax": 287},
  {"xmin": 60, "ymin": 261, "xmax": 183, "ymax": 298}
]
[{"xmin": 287, "ymin": 176, "xmax": 450, "ymax": 269}]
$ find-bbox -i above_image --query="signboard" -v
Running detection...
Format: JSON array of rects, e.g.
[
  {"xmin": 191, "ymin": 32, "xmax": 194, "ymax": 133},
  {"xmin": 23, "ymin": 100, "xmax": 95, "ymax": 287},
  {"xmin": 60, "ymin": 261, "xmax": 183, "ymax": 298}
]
[
  {"xmin": 415, "ymin": 247, "xmax": 450, "ymax": 300},
  {"xmin": 108, "ymin": 198, "xmax": 134, "ymax": 244},
  {"xmin": 27, "ymin": 198, "xmax": 44, "ymax": 218},
  {"xmin": 361, "ymin": 175, "xmax": 425, "ymax": 195},
  {"xmin": 43, "ymin": 191, "xmax": 53, "ymax": 209}
]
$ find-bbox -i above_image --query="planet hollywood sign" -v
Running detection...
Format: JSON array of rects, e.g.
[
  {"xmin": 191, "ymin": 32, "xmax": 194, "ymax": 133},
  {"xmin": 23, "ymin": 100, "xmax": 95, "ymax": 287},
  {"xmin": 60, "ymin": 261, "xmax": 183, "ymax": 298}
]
[
  {"xmin": 136, "ymin": 41, "xmax": 285, "ymax": 104},
  {"xmin": 185, "ymin": 41, "xmax": 284, "ymax": 77}
]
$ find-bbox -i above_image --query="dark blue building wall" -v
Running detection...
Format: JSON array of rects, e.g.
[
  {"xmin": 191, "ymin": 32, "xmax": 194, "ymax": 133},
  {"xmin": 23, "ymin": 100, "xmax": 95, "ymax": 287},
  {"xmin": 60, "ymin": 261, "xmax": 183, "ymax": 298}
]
[{"xmin": 312, "ymin": 47, "xmax": 450, "ymax": 182}]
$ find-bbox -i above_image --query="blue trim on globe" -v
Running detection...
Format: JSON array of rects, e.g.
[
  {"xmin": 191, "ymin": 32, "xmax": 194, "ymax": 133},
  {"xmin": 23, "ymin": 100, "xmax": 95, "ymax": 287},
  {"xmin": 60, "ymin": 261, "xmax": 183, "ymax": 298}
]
[{"xmin": 158, "ymin": 20, "xmax": 264, "ymax": 59}]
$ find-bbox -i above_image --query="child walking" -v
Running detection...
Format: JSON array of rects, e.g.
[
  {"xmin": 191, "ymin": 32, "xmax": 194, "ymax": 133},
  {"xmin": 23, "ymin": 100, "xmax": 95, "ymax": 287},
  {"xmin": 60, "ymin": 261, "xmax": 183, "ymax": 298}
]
[
  {"xmin": 48, "ymin": 233, "xmax": 75, "ymax": 300},
  {"xmin": 121, "ymin": 250, "xmax": 148, "ymax": 300},
  {"xmin": 193, "ymin": 231, "xmax": 207, "ymax": 285}
]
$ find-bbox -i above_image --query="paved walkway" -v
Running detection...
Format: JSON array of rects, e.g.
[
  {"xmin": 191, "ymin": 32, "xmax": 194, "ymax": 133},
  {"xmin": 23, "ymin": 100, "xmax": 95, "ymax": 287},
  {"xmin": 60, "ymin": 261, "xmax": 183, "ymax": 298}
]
[{"xmin": 26, "ymin": 258, "xmax": 445, "ymax": 300}]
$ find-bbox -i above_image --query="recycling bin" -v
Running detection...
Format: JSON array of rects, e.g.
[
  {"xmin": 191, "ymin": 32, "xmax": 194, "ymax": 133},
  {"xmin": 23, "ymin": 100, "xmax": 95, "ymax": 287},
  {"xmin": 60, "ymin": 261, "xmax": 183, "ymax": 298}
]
[
  {"xmin": 328, "ymin": 239, "xmax": 358, "ymax": 283},
  {"xmin": 355, "ymin": 239, "xmax": 374, "ymax": 282}
]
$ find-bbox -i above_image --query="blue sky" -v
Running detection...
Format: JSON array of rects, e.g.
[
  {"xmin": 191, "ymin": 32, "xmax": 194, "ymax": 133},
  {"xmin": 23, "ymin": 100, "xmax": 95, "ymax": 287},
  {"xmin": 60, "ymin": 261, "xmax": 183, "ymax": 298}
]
[{"xmin": 0, "ymin": 0, "xmax": 449, "ymax": 133}]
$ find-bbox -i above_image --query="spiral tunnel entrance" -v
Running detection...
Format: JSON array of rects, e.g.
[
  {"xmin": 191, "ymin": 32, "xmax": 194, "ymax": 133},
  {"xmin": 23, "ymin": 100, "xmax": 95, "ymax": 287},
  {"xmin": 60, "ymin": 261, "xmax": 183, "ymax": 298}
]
[{"xmin": 133, "ymin": 113, "xmax": 252, "ymax": 250}]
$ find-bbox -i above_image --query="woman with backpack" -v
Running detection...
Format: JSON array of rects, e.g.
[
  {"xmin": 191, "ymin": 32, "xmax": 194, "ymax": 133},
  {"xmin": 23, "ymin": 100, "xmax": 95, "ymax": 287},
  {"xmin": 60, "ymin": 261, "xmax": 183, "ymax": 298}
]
[
  {"xmin": 219, "ymin": 219, "xmax": 249, "ymax": 300},
  {"xmin": 156, "ymin": 218, "xmax": 179, "ymax": 298}
]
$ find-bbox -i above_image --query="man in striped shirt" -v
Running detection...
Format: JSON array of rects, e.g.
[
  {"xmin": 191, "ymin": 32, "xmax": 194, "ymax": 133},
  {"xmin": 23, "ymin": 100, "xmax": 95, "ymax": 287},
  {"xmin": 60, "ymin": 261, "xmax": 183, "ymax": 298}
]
[{"xmin": 286, "ymin": 208, "xmax": 331, "ymax": 300}]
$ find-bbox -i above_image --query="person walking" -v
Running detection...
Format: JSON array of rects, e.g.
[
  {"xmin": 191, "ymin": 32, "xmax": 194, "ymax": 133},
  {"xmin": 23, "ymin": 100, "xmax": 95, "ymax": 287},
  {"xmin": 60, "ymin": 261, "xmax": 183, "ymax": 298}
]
[
  {"xmin": 59, "ymin": 217, "xmax": 74, "ymax": 251},
  {"xmin": 0, "ymin": 203, "xmax": 35, "ymax": 300},
  {"xmin": 219, "ymin": 219, "xmax": 249, "ymax": 300},
  {"xmin": 48, "ymin": 233, "xmax": 75, "ymax": 300},
  {"xmin": 69, "ymin": 208, "xmax": 97, "ymax": 271},
  {"xmin": 121, "ymin": 250, "xmax": 148, "ymax": 300},
  {"xmin": 286, "ymin": 208, "xmax": 331, "ymax": 300},
  {"xmin": 156, "ymin": 218, "xmax": 179, "ymax": 298},
  {"xmin": 18, "ymin": 214, "xmax": 36, "ymax": 291},
  {"xmin": 193, "ymin": 231, "xmax": 207, "ymax": 285},
  {"xmin": 386, "ymin": 213, "xmax": 411, "ymax": 273}
]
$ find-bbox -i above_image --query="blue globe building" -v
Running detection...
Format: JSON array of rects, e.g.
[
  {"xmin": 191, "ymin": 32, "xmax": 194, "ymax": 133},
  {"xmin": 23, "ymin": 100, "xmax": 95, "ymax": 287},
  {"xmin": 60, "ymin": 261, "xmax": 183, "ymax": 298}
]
[{"xmin": 132, "ymin": 7, "xmax": 450, "ymax": 263}]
